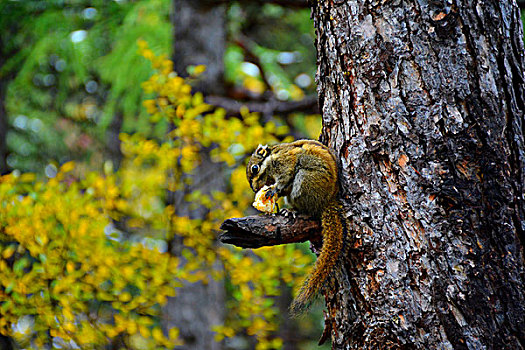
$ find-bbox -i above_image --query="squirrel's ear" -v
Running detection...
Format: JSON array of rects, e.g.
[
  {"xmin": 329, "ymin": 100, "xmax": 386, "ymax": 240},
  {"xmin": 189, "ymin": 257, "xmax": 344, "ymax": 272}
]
[{"xmin": 255, "ymin": 144, "xmax": 270, "ymax": 158}]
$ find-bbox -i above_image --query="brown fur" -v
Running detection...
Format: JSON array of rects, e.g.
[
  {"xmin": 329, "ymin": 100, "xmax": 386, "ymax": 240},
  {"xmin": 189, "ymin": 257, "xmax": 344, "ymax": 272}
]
[
  {"xmin": 247, "ymin": 140, "xmax": 343, "ymax": 313},
  {"xmin": 290, "ymin": 200, "xmax": 343, "ymax": 314}
]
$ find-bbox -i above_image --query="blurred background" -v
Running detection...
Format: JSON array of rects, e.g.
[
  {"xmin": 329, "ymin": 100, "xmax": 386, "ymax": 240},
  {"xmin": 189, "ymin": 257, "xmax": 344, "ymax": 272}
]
[
  {"xmin": 0, "ymin": 0, "xmax": 328, "ymax": 349},
  {"xmin": 1, "ymin": 0, "xmax": 321, "ymax": 174},
  {"xmin": 2, "ymin": 1, "xmax": 524, "ymax": 349}
]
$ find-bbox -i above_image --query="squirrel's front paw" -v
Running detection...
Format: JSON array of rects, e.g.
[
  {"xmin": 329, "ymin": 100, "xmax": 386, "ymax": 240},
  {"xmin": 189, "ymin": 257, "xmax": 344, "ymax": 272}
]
[{"xmin": 279, "ymin": 208, "xmax": 297, "ymax": 218}]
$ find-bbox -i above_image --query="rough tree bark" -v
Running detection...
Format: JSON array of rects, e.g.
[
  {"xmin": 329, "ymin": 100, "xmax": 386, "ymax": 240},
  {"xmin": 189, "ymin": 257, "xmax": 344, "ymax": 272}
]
[
  {"xmin": 311, "ymin": 0, "xmax": 525, "ymax": 347},
  {"xmin": 222, "ymin": 0, "xmax": 525, "ymax": 348}
]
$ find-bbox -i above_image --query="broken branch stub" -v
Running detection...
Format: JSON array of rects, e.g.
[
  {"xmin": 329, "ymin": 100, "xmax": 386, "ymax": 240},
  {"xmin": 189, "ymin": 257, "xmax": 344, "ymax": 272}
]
[{"xmin": 219, "ymin": 214, "xmax": 321, "ymax": 248}]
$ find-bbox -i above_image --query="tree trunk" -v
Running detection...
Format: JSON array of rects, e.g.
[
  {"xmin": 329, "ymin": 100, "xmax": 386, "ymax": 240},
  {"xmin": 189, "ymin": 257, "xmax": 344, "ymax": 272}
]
[
  {"xmin": 0, "ymin": 80, "xmax": 8, "ymax": 175},
  {"xmin": 106, "ymin": 110, "xmax": 123, "ymax": 170},
  {"xmin": 309, "ymin": 0, "xmax": 525, "ymax": 348},
  {"xmin": 172, "ymin": 0, "xmax": 226, "ymax": 95},
  {"xmin": 165, "ymin": 1, "xmax": 227, "ymax": 349}
]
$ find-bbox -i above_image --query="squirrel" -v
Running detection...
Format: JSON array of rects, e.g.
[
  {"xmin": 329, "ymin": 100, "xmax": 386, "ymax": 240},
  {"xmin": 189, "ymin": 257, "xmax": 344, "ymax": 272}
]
[{"xmin": 246, "ymin": 139, "xmax": 343, "ymax": 314}]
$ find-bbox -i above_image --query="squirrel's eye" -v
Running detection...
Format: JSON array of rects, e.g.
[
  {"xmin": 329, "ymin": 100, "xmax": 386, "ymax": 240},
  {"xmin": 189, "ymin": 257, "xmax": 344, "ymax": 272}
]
[{"xmin": 251, "ymin": 164, "xmax": 260, "ymax": 174}]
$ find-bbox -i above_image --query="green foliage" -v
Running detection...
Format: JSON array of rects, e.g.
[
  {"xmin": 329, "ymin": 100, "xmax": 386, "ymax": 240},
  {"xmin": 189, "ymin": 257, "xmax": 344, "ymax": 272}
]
[
  {"xmin": 5, "ymin": 0, "xmax": 320, "ymax": 173},
  {"xmin": 97, "ymin": 0, "xmax": 171, "ymax": 134},
  {"xmin": 5, "ymin": 0, "xmax": 171, "ymax": 172},
  {"xmin": 0, "ymin": 44, "xmax": 313, "ymax": 349},
  {"xmin": 225, "ymin": 2, "xmax": 317, "ymax": 99}
]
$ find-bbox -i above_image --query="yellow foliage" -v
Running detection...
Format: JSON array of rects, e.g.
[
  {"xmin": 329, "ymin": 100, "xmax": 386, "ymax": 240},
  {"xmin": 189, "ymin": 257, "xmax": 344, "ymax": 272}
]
[
  {"xmin": 0, "ymin": 170, "xmax": 182, "ymax": 348},
  {"xmin": 0, "ymin": 40, "xmax": 314, "ymax": 349},
  {"xmin": 192, "ymin": 64, "xmax": 207, "ymax": 76}
]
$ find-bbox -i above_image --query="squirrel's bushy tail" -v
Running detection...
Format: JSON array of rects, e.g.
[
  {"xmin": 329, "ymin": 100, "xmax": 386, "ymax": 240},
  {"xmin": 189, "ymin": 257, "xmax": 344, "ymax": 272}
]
[{"xmin": 290, "ymin": 202, "xmax": 343, "ymax": 315}]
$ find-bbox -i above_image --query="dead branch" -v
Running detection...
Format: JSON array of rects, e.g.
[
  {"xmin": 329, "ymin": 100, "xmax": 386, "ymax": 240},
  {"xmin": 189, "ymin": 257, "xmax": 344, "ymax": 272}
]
[{"xmin": 219, "ymin": 213, "xmax": 321, "ymax": 248}]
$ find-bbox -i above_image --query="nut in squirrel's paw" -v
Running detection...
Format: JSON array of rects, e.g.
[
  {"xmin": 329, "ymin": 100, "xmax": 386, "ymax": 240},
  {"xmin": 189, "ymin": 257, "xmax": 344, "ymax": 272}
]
[{"xmin": 253, "ymin": 185, "xmax": 277, "ymax": 214}]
